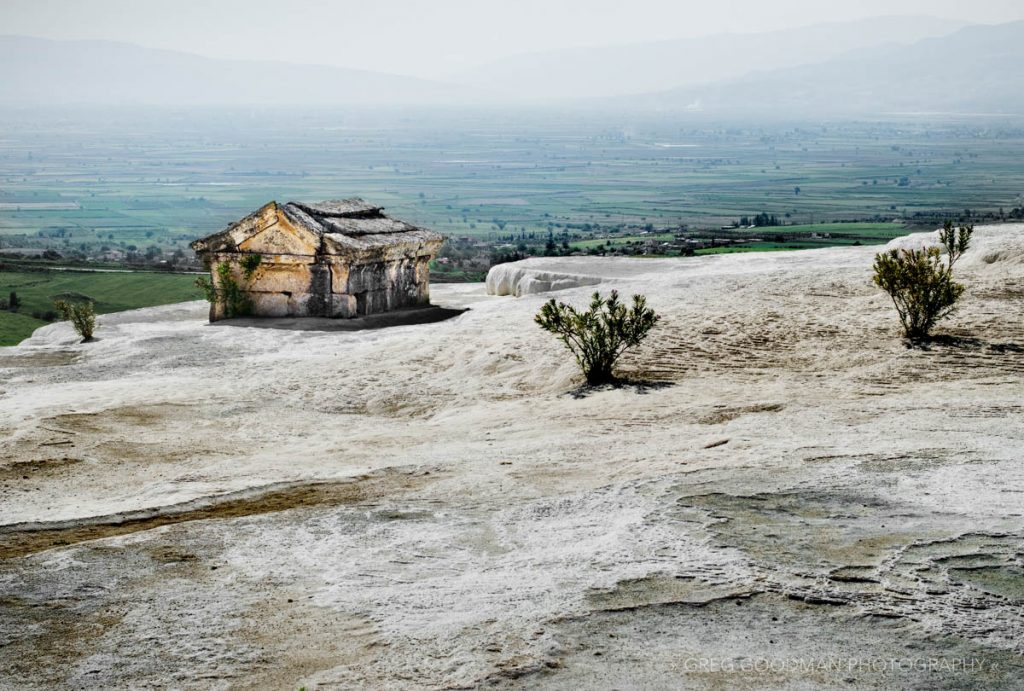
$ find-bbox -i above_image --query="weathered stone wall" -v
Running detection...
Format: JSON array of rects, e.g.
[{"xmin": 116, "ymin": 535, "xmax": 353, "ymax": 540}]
[
  {"xmin": 346, "ymin": 256, "xmax": 431, "ymax": 315},
  {"xmin": 205, "ymin": 253, "xmax": 433, "ymax": 321}
]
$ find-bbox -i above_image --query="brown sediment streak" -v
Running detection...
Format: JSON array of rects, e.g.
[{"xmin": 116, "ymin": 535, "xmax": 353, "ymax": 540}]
[{"xmin": 0, "ymin": 467, "xmax": 437, "ymax": 560}]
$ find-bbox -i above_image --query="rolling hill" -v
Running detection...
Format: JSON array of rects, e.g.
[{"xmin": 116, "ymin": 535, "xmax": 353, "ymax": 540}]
[
  {"xmin": 630, "ymin": 21, "xmax": 1024, "ymax": 116},
  {"xmin": 451, "ymin": 15, "xmax": 968, "ymax": 100},
  {"xmin": 0, "ymin": 35, "xmax": 480, "ymax": 107}
]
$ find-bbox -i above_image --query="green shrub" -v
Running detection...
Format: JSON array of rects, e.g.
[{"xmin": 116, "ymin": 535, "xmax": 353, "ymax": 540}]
[
  {"xmin": 196, "ymin": 259, "xmax": 258, "ymax": 318},
  {"xmin": 240, "ymin": 253, "xmax": 262, "ymax": 279},
  {"xmin": 872, "ymin": 221, "xmax": 972, "ymax": 339},
  {"xmin": 53, "ymin": 298, "xmax": 96, "ymax": 342},
  {"xmin": 535, "ymin": 289, "xmax": 660, "ymax": 385}
]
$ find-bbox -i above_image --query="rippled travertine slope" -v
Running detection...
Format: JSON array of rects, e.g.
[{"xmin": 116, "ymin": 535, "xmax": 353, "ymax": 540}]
[{"xmin": 1, "ymin": 226, "xmax": 1022, "ymax": 688}]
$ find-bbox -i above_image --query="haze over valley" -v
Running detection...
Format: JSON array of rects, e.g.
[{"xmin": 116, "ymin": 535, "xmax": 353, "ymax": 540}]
[
  {"xmin": 2, "ymin": 1, "xmax": 1024, "ymax": 688},
  {"xmin": 3, "ymin": 15, "xmax": 1024, "ymax": 115}
]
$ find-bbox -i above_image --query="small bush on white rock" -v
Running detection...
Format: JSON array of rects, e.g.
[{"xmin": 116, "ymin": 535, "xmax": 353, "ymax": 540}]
[
  {"xmin": 873, "ymin": 221, "xmax": 972, "ymax": 340},
  {"xmin": 535, "ymin": 289, "xmax": 660, "ymax": 386},
  {"xmin": 53, "ymin": 298, "xmax": 96, "ymax": 342}
]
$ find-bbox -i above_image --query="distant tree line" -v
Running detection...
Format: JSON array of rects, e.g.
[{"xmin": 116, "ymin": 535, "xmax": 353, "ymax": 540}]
[
  {"xmin": 908, "ymin": 207, "xmax": 1024, "ymax": 225},
  {"xmin": 738, "ymin": 213, "xmax": 782, "ymax": 227}
]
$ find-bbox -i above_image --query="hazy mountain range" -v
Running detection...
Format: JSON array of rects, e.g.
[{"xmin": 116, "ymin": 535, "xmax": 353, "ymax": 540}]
[
  {"xmin": 2, "ymin": 17, "xmax": 1023, "ymax": 116},
  {"xmin": 634, "ymin": 21, "xmax": 1024, "ymax": 116},
  {"xmin": 452, "ymin": 15, "xmax": 968, "ymax": 100},
  {"xmin": 0, "ymin": 35, "xmax": 475, "ymax": 107}
]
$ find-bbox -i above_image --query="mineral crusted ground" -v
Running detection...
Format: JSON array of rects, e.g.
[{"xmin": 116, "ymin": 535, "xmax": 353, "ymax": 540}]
[{"xmin": 1, "ymin": 227, "xmax": 1023, "ymax": 689}]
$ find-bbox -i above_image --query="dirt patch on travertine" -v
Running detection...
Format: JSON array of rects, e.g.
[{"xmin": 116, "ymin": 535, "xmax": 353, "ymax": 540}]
[
  {"xmin": 0, "ymin": 467, "xmax": 440, "ymax": 560},
  {"xmin": 0, "ymin": 455, "xmax": 83, "ymax": 481},
  {"xmin": 0, "ymin": 591, "xmax": 126, "ymax": 687},
  {"xmin": 237, "ymin": 603, "xmax": 384, "ymax": 689},
  {"xmin": 0, "ymin": 349, "xmax": 80, "ymax": 368},
  {"xmin": 0, "ymin": 404, "xmax": 201, "ymax": 467},
  {"xmin": 49, "ymin": 404, "xmax": 174, "ymax": 432},
  {"xmin": 694, "ymin": 402, "xmax": 785, "ymax": 425}
]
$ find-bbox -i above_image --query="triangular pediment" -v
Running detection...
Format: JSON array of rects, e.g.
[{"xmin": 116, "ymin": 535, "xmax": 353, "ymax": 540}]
[{"xmin": 237, "ymin": 206, "xmax": 321, "ymax": 255}]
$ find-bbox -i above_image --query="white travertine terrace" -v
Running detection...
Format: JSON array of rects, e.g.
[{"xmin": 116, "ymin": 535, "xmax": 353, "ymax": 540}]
[{"xmin": 2, "ymin": 225, "xmax": 1023, "ymax": 687}]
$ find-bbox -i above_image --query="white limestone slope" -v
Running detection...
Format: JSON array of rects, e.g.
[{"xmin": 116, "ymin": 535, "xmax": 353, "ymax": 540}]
[{"xmin": 1, "ymin": 225, "xmax": 1023, "ymax": 688}]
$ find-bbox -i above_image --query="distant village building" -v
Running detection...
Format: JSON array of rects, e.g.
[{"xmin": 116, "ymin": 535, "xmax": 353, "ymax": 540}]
[{"xmin": 190, "ymin": 199, "xmax": 443, "ymax": 321}]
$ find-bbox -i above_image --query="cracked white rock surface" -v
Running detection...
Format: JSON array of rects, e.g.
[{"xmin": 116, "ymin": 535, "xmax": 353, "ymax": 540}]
[{"xmin": 1, "ymin": 226, "xmax": 1023, "ymax": 688}]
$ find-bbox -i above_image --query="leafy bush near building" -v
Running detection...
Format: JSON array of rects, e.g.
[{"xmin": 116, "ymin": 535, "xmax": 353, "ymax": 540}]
[
  {"xmin": 535, "ymin": 290, "xmax": 660, "ymax": 385},
  {"xmin": 196, "ymin": 257, "xmax": 261, "ymax": 318}
]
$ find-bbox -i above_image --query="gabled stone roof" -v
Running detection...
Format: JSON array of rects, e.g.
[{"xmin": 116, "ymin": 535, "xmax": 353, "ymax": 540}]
[
  {"xmin": 191, "ymin": 198, "xmax": 443, "ymax": 261},
  {"xmin": 289, "ymin": 199, "xmax": 383, "ymax": 219},
  {"xmin": 284, "ymin": 198, "xmax": 423, "ymax": 237}
]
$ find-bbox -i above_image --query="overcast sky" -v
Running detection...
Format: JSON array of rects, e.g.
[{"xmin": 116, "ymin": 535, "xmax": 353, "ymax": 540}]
[{"xmin": 4, "ymin": 0, "xmax": 1024, "ymax": 78}]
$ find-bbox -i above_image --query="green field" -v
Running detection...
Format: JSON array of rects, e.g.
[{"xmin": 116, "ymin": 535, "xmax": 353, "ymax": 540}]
[
  {"xmin": 564, "ymin": 221, "xmax": 909, "ymax": 255},
  {"xmin": 730, "ymin": 222, "xmax": 907, "ymax": 238},
  {"xmin": 2, "ymin": 110, "xmax": 1022, "ymax": 261},
  {"xmin": 570, "ymin": 233, "xmax": 677, "ymax": 250},
  {"xmin": 696, "ymin": 244, "xmax": 804, "ymax": 255},
  {"xmin": 0, "ymin": 269, "xmax": 201, "ymax": 345}
]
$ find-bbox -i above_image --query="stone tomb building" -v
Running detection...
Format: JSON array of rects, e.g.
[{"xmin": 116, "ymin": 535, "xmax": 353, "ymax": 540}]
[{"xmin": 191, "ymin": 199, "xmax": 443, "ymax": 321}]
